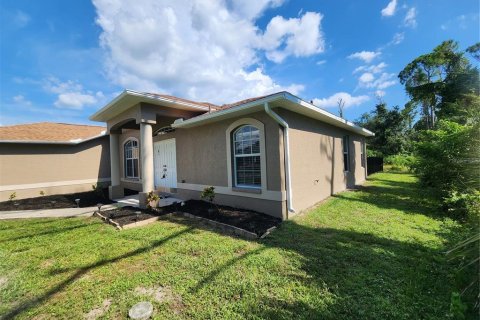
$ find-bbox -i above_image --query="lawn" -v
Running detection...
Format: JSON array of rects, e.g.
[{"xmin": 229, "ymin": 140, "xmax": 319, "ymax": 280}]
[{"xmin": 0, "ymin": 172, "xmax": 471, "ymax": 319}]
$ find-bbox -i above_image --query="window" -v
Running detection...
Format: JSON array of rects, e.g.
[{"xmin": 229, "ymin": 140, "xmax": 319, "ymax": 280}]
[
  {"xmin": 124, "ymin": 139, "xmax": 139, "ymax": 178},
  {"xmin": 233, "ymin": 125, "xmax": 261, "ymax": 188},
  {"xmin": 343, "ymin": 135, "xmax": 350, "ymax": 172}
]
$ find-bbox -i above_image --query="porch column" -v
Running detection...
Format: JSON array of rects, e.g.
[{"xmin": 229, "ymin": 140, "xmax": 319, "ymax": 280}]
[
  {"xmin": 139, "ymin": 122, "xmax": 154, "ymax": 208},
  {"xmin": 108, "ymin": 131, "xmax": 124, "ymax": 199}
]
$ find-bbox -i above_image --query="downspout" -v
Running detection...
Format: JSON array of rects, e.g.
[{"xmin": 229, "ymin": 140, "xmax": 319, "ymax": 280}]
[{"xmin": 264, "ymin": 102, "xmax": 295, "ymax": 217}]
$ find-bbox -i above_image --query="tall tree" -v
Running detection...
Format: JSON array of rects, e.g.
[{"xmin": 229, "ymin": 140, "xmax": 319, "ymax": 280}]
[{"xmin": 398, "ymin": 40, "xmax": 477, "ymax": 128}]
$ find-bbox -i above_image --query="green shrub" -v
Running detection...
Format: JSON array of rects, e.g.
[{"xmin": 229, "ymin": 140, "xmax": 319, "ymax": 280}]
[
  {"xmin": 384, "ymin": 154, "xmax": 416, "ymax": 172},
  {"xmin": 413, "ymin": 120, "xmax": 480, "ymax": 220}
]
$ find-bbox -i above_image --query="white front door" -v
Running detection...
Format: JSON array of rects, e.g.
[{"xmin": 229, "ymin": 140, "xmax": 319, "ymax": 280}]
[{"xmin": 153, "ymin": 138, "xmax": 177, "ymax": 189}]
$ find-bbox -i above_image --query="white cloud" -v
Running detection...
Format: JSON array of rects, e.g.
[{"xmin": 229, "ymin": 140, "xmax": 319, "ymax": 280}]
[
  {"xmin": 262, "ymin": 12, "xmax": 325, "ymax": 63},
  {"xmin": 316, "ymin": 60, "xmax": 326, "ymax": 65},
  {"xmin": 43, "ymin": 77, "xmax": 104, "ymax": 110},
  {"xmin": 92, "ymin": 0, "xmax": 323, "ymax": 104},
  {"xmin": 404, "ymin": 7, "xmax": 417, "ymax": 28},
  {"xmin": 375, "ymin": 90, "xmax": 386, "ymax": 97},
  {"xmin": 353, "ymin": 62, "xmax": 387, "ymax": 74},
  {"xmin": 312, "ymin": 92, "xmax": 370, "ymax": 109},
  {"xmin": 358, "ymin": 72, "xmax": 396, "ymax": 90},
  {"xmin": 381, "ymin": 0, "xmax": 397, "ymax": 17},
  {"xmin": 13, "ymin": 10, "xmax": 30, "ymax": 28},
  {"xmin": 347, "ymin": 51, "xmax": 381, "ymax": 63},
  {"xmin": 390, "ymin": 32, "xmax": 404, "ymax": 45},
  {"xmin": 12, "ymin": 95, "xmax": 32, "ymax": 106}
]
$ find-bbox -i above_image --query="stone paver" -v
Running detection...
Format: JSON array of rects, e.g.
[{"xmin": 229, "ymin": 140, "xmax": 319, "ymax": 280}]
[{"xmin": 128, "ymin": 301, "xmax": 153, "ymax": 320}]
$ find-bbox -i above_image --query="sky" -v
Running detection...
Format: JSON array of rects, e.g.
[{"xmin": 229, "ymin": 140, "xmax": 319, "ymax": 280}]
[{"xmin": 0, "ymin": 0, "xmax": 478, "ymax": 126}]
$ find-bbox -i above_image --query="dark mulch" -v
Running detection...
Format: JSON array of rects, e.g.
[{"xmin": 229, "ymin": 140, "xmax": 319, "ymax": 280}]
[
  {"xmin": 180, "ymin": 200, "xmax": 281, "ymax": 236},
  {"xmin": 0, "ymin": 189, "xmax": 114, "ymax": 211},
  {"xmin": 101, "ymin": 205, "xmax": 175, "ymax": 227}
]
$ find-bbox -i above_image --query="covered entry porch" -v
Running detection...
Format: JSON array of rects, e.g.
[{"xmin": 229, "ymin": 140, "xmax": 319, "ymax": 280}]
[{"xmin": 89, "ymin": 90, "xmax": 214, "ymax": 208}]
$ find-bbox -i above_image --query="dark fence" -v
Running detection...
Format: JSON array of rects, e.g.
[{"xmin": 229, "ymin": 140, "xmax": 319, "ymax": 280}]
[{"xmin": 367, "ymin": 157, "xmax": 383, "ymax": 175}]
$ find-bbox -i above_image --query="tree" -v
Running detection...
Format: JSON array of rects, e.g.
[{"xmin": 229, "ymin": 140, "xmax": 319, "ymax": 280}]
[
  {"xmin": 398, "ymin": 40, "xmax": 479, "ymax": 128},
  {"xmin": 355, "ymin": 102, "xmax": 412, "ymax": 156},
  {"xmin": 337, "ymin": 98, "xmax": 345, "ymax": 119}
]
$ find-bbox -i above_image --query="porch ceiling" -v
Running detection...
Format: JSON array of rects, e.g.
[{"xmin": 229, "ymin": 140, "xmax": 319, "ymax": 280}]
[{"xmin": 89, "ymin": 89, "xmax": 212, "ymax": 122}]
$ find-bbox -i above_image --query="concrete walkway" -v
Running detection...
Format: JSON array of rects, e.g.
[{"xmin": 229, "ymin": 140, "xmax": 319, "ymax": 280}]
[{"xmin": 0, "ymin": 204, "xmax": 118, "ymax": 220}]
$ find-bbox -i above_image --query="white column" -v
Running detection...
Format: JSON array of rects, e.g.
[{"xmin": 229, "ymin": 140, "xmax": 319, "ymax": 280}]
[
  {"xmin": 109, "ymin": 132, "xmax": 120, "ymax": 186},
  {"xmin": 140, "ymin": 122, "xmax": 154, "ymax": 193}
]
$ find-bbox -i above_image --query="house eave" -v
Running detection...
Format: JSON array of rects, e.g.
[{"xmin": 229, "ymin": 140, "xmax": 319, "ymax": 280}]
[
  {"xmin": 172, "ymin": 92, "xmax": 375, "ymax": 137},
  {"xmin": 89, "ymin": 89, "xmax": 212, "ymax": 122},
  {"xmin": 0, "ymin": 132, "xmax": 107, "ymax": 145}
]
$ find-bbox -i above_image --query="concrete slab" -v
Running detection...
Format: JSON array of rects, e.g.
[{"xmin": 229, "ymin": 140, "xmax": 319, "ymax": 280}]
[{"xmin": 0, "ymin": 204, "xmax": 118, "ymax": 220}]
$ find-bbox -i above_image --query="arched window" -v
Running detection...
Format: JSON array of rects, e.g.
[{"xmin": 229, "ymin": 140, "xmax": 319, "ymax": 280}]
[
  {"xmin": 233, "ymin": 125, "xmax": 261, "ymax": 188},
  {"xmin": 124, "ymin": 139, "xmax": 139, "ymax": 178}
]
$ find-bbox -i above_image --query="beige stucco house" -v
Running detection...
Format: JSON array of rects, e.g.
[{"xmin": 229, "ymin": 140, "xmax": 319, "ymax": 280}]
[
  {"xmin": 0, "ymin": 123, "xmax": 110, "ymax": 201},
  {"xmin": 89, "ymin": 90, "xmax": 373, "ymax": 219}
]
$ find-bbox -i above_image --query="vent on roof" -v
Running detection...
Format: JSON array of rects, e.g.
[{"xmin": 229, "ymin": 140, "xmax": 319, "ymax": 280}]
[{"xmin": 154, "ymin": 126, "xmax": 175, "ymax": 136}]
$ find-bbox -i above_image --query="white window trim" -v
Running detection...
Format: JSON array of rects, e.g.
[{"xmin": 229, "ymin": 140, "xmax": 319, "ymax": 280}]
[
  {"xmin": 343, "ymin": 135, "xmax": 350, "ymax": 172},
  {"xmin": 232, "ymin": 125, "xmax": 262, "ymax": 189},
  {"xmin": 226, "ymin": 118, "xmax": 267, "ymax": 192},
  {"xmin": 124, "ymin": 138, "xmax": 140, "ymax": 179}
]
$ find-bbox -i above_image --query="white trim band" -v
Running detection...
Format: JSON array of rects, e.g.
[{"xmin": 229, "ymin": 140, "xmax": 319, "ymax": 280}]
[
  {"xmin": 0, "ymin": 178, "xmax": 111, "ymax": 192},
  {"xmin": 177, "ymin": 183, "xmax": 286, "ymax": 201}
]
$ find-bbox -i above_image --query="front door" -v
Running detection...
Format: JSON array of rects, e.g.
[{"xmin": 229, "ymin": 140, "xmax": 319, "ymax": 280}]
[{"xmin": 154, "ymin": 139, "xmax": 177, "ymax": 189}]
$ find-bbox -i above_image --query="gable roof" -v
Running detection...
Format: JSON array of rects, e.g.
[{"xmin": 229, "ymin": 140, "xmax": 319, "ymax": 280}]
[
  {"xmin": 174, "ymin": 91, "xmax": 375, "ymax": 137},
  {"xmin": 0, "ymin": 122, "xmax": 107, "ymax": 144}
]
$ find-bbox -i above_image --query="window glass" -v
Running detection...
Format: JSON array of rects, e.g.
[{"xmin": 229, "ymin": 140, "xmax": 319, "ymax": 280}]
[
  {"xmin": 233, "ymin": 125, "xmax": 261, "ymax": 188},
  {"xmin": 343, "ymin": 135, "xmax": 350, "ymax": 172},
  {"xmin": 124, "ymin": 140, "xmax": 139, "ymax": 178}
]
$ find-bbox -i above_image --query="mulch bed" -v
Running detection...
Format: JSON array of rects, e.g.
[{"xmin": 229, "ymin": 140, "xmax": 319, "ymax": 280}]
[
  {"xmin": 0, "ymin": 189, "xmax": 114, "ymax": 211},
  {"xmin": 101, "ymin": 205, "xmax": 175, "ymax": 227},
  {"xmin": 179, "ymin": 200, "xmax": 281, "ymax": 236}
]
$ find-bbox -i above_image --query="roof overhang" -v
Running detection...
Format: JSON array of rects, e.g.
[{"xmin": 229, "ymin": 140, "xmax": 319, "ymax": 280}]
[
  {"xmin": 172, "ymin": 92, "xmax": 374, "ymax": 137},
  {"xmin": 89, "ymin": 89, "xmax": 211, "ymax": 122},
  {"xmin": 0, "ymin": 131, "xmax": 107, "ymax": 145}
]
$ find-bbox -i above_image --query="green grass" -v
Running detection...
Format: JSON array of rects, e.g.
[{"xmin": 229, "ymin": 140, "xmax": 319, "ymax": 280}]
[{"xmin": 0, "ymin": 172, "xmax": 470, "ymax": 319}]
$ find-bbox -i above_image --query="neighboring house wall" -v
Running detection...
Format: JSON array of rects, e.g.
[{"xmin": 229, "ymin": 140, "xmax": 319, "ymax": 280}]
[
  {"xmin": 278, "ymin": 109, "xmax": 367, "ymax": 213},
  {"xmin": 0, "ymin": 136, "xmax": 111, "ymax": 201}
]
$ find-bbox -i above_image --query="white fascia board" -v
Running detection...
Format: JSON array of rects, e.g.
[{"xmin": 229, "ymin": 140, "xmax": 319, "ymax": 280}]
[
  {"xmin": 172, "ymin": 91, "xmax": 374, "ymax": 137},
  {"xmin": 89, "ymin": 89, "xmax": 211, "ymax": 122},
  {"xmin": 0, "ymin": 132, "xmax": 107, "ymax": 145}
]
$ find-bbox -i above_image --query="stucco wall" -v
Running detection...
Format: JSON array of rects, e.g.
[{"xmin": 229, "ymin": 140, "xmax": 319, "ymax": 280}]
[
  {"xmin": 277, "ymin": 109, "xmax": 367, "ymax": 213},
  {"xmin": 0, "ymin": 136, "xmax": 111, "ymax": 201}
]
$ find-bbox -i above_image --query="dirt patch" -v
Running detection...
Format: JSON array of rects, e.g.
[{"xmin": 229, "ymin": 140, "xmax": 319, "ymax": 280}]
[
  {"xmin": 135, "ymin": 286, "xmax": 184, "ymax": 314},
  {"xmin": 0, "ymin": 189, "xmax": 114, "ymax": 211},
  {"xmin": 40, "ymin": 259, "xmax": 55, "ymax": 269},
  {"xmin": 101, "ymin": 206, "xmax": 174, "ymax": 227},
  {"xmin": 0, "ymin": 276, "xmax": 8, "ymax": 289},
  {"xmin": 84, "ymin": 299, "xmax": 112, "ymax": 320},
  {"xmin": 180, "ymin": 200, "xmax": 281, "ymax": 236}
]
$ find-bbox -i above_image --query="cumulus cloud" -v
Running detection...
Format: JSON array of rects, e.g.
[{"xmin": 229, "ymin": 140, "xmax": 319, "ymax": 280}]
[
  {"xmin": 312, "ymin": 92, "xmax": 370, "ymax": 109},
  {"xmin": 262, "ymin": 12, "xmax": 325, "ymax": 63},
  {"xmin": 357, "ymin": 72, "xmax": 396, "ymax": 90},
  {"xmin": 347, "ymin": 51, "xmax": 381, "ymax": 63},
  {"xmin": 43, "ymin": 77, "xmax": 104, "ymax": 110},
  {"xmin": 353, "ymin": 62, "xmax": 387, "ymax": 74},
  {"xmin": 390, "ymin": 32, "xmax": 404, "ymax": 45},
  {"xmin": 381, "ymin": 0, "xmax": 397, "ymax": 17},
  {"xmin": 404, "ymin": 7, "xmax": 417, "ymax": 28},
  {"xmin": 92, "ymin": 0, "xmax": 324, "ymax": 104},
  {"xmin": 12, "ymin": 95, "xmax": 32, "ymax": 106}
]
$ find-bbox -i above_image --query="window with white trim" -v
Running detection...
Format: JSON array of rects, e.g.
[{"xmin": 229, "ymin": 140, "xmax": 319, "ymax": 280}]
[
  {"xmin": 233, "ymin": 125, "xmax": 261, "ymax": 188},
  {"xmin": 124, "ymin": 139, "xmax": 139, "ymax": 178},
  {"xmin": 343, "ymin": 135, "xmax": 350, "ymax": 172}
]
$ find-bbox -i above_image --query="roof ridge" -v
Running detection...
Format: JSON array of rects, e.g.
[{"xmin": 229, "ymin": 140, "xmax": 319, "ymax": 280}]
[{"xmin": 0, "ymin": 122, "xmax": 106, "ymax": 128}]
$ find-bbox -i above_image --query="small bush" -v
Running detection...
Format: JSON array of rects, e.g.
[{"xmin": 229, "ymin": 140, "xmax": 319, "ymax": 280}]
[
  {"xmin": 8, "ymin": 192, "xmax": 16, "ymax": 201},
  {"xmin": 384, "ymin": 154, "xmax": 416, "ymax": 172},
  {"xmin": 146, "ymin": 191, "xmax": 160, "ymax": 209}
]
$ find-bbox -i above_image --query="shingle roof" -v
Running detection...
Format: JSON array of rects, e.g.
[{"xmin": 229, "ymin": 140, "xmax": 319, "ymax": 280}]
[{"xmin": 0, "ymin": 122, "xmax": 106, "ymax": 143}]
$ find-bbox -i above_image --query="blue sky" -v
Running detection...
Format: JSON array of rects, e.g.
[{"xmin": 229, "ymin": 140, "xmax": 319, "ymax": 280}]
[{"xmin": 0, "ymin": 0, "xmax": 478, "ymax": 126}]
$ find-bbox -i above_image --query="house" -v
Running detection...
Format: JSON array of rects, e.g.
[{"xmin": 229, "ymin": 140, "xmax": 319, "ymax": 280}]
[
  {"xmin": 0, "ymin": 122, "xmax": 110, "ymax": 201},
  {"xmin": 89, "ymin": 90, "xmax": 373, "ymax": 219}
]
